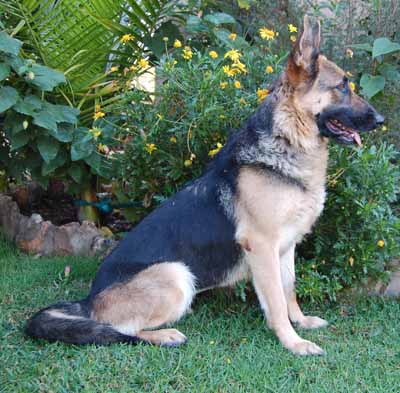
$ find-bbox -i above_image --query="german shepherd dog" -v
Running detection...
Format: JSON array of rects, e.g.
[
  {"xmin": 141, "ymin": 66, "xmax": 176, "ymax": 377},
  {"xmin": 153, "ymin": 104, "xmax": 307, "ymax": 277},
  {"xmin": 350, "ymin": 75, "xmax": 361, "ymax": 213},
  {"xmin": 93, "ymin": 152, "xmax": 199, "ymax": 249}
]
[{"xmin": 26, "ymin": 16, "xmax": 384, "ymax": 355}]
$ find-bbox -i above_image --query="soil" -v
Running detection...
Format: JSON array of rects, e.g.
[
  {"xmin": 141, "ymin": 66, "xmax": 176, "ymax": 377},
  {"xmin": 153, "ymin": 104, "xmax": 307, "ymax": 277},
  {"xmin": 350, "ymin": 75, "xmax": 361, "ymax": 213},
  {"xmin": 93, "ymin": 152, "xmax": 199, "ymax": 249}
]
[{"xmin": 13, "ymin": 182, "xmax": 133, "ymax": 234}]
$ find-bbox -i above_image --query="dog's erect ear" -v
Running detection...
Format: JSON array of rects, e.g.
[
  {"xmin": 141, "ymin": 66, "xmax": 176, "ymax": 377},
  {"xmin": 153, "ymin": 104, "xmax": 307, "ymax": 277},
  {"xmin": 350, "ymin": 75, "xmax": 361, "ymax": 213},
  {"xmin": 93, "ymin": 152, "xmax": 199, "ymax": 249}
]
[{"xmin": 287, "ymin": 15, "xmax": 321, "ymax": 86}]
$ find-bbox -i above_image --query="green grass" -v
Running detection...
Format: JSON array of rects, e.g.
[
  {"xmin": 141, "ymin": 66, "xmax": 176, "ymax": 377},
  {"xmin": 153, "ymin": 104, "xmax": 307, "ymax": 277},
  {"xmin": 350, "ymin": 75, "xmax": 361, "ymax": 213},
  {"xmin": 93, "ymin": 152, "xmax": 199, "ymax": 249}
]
[{"xmin": 1, "ymin": 238, "xmax": 399, "ymax": 393}]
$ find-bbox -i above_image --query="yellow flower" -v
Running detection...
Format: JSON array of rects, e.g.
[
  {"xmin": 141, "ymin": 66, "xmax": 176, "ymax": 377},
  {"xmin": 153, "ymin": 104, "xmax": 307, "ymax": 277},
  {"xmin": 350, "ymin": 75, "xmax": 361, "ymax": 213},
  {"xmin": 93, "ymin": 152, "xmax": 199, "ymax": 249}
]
[
  {"xmin": 265, "ymin": 65, "xmax": 274, "ymax": 74},
  {"xmin": 138, "ymin": 58, "xmax": 149, "ymax": 69},
  {"xmin": 130, "ymin": 65, "xmax": 138, "ymax": 72},
  {"xmin": 377, "ymin": 240, "xmax": 385, "ymax": 248},
  {"xmin": 220, "ymin": 81, "xmax": 228, "ymax": 89},
  {"xmin": 232, "ymin": 60, "xmax": 247, "ymax": 74},
  {"xmin": 184, "ymin": 159, "xmax": 192, "ymax": 167},
  {"xmin": 257, "ymin": 88, "xmax": 269, "ymax": 102},
  {"xmin": 95, "ymin": 104, "xmax": 101, "ymax": 112},
  {"xmin": 93, "ymin": 111, "xmax": 105, "ymax": 120},
  {"xmin": 234, "ymin": 80, "xmax": 241, "ymax": 89},
  {"xmin": 346, "ymin": 48, "xmax": 354, "ymax": 58},
  {"xmin": 288, "ymin": 24, "xmax": 298, "ymax": 33},
  {"xmin": 170, "ymin": 136, "xmax": 177, "ymax": 143},
  {"xmin": 209, "ymin": 50, "xmax": 218, "ymax": 59},
  {"xmin": 120, "ymin": 34, "xmax": 133, "ymax": 43},
  {"xmin": 349, "ymin": 82, "xmax": 356, "ymax": 92},
  {"xmin": 239, "ymin": 97, "xmax": 246, "ymax": 105},
  {"xmin": 90, "ymin": 127, "xmax": 102, "ymax": 139},
  {"xmin": 97, "ymin": 143, "xmax": 109, "ymax": 153},
  {"xmin": 174, "ymin": 39, "xmax": 182, "ymax": 48},
  {"xmin": 348, "ymin": 257, "xmax": 354, "ymax": 267},
  {"xmin": 110, "ymin": 66, "xmax": 119, "ymax": 73},
  {"xmin": 259, "ymin": 27, "xmax": 275, "ymax": 40},
  {"xmin": 222, "ymin": 65, "xmax": 235, "ymax": 77},
  {"xmin": 290, "ymin": 35, "xmax": 297, "ymax": 43},
  {"xmin": 145, "ymin": 143, "xmax": 157, "ymax": 154},
  {"xmin": 208, "ymin": 142, "xmax": 223, "ymax": 157},
  {"xmin": 182, "ymin": 46, "xmax": 193, "ymax": 60},
  {"xmin": 224, "ymin": 49, "xmax": 241, "ymax": 62},
  {"xmin": 229, "ymin": 32, "xmax": 237, "ymax": 41}
]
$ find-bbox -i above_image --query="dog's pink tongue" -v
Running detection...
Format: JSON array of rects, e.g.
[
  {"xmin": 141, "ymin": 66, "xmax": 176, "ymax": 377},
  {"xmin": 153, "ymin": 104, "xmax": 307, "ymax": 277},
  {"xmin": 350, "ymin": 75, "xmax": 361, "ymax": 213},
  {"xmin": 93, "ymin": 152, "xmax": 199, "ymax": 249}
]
[{"xmin": 353, "ymin": 132, "xmax": 362, "ymax": 147}]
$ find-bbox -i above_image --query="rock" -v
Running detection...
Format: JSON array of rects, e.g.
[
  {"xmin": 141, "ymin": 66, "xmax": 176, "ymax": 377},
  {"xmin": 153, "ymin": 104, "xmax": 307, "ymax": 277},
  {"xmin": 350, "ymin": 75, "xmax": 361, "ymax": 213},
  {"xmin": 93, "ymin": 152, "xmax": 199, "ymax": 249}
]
[{"xmin": 0, "ymin": 193, "xmax": 118, "ymax": 258}]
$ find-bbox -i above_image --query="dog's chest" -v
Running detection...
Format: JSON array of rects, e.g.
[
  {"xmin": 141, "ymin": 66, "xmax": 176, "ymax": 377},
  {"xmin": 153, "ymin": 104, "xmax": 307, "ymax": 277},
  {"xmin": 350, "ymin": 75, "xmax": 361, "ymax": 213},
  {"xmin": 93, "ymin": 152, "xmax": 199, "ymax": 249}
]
[{"xmin": 236, "ymin": 165, "xmax": 327, "ymax": 254}]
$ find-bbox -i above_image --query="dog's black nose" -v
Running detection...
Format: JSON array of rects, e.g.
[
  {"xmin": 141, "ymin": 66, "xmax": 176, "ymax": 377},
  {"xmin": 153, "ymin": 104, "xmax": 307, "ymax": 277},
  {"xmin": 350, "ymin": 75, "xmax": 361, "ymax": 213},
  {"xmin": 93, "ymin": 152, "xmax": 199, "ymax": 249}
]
[{"xmin": 375, "ymin": 113, "xmax": 385, "ymax": 125}]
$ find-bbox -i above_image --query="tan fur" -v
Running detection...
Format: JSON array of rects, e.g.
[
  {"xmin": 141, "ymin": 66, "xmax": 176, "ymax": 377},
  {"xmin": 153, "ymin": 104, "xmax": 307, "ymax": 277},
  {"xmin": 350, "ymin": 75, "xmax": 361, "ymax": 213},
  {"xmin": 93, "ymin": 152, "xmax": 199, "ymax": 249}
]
[{"xmin": 91, "ymin": 262, "xmax": 195, "ymax": 344}]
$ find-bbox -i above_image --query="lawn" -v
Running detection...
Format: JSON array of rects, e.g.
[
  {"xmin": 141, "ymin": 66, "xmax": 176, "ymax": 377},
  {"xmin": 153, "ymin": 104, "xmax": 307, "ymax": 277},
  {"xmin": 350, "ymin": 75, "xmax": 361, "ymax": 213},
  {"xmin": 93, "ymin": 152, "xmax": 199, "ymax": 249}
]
[{"xmin": 1, "ymin": 238, "xmax": 399, "ymax": 393}]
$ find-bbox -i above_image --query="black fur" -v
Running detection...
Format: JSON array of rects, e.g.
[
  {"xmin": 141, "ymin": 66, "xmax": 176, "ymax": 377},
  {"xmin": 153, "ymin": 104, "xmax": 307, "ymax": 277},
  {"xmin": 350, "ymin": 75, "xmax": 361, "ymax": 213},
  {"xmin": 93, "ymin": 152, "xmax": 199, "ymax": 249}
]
[
  {"xmin": 25, "ymin": 96, "xmax": 280, "ymax": 346},
  {"xmin": 25, "ymin": 300, "xmax": 141, "ymax": 345}
]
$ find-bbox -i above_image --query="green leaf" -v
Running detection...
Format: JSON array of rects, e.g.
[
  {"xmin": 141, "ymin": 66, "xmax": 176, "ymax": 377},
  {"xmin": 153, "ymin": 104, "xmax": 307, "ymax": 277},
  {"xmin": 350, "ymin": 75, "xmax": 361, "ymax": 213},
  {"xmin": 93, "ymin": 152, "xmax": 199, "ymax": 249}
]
[
  {"xmin": 49, "ymin": 123, "xmax": 74, "ymax": 143},
  {"xmin": 33, "ymin": 108, "xmax": 58, "ymax": 132},
  {"xmin": 68, "ymin": 163, "xmax": 83, "ymax": 183},
  {"xmin": 378, "ymin": 64, "xmax": 400, "ymax": 82},
  {"xmin": 349, "ymin": 43, "xmax": 373, "ymax": 52},
  {"xmin": 204, "ymin": 13, "xmax": 236, "ymax": 25},
  {"xmin": 0, "ymin": 63, "xmax": 11, "ymax": 81},
  {"xmin": 0, "ymin": 86, "xmax": 19, "ymax": 113},
  {"xmin": 0, "ymin": 32, "xmax": 22, "ymax": 56},
  {"xmin": 372, "ymin": 38, "xmax": 400, "ymax": 58},
  {"xmin": 37, "ymin": 136, "xmax": 60, "ymax": 163},
  {"xmin": 27, "ymin": 64, "xmax": 66, "ymax": 91},
  {"xmin": 237, "ymin": 0, "xmax": 251, "ymax": 9},
  {"xmin": 42, "ymin": 149, "xmax": 67, "ymax": 176},
  {"xmin": 10, "ymin": 131, "xmax": 30, "ymax": 150},
  {"xmin": 33, "ymin": 102, "xmax": 79, "ymax": 131},
  {"xmin": 71, "ymin": 128, "xmax": 94, "ymax": 161},
  {"xmin": 360, "ymin": 74, "xmax": 385, "ymax": 98},
  {"xmin": 14, "ymin": 95, "xmax": 43, "ymax": 116},
  {"xmin": 84, "ymin": 151, "xmax": 102, "ymax": 175},
  {"xmin": 186, "ymin": 16, "xmax": 209, "ymax": 33}
]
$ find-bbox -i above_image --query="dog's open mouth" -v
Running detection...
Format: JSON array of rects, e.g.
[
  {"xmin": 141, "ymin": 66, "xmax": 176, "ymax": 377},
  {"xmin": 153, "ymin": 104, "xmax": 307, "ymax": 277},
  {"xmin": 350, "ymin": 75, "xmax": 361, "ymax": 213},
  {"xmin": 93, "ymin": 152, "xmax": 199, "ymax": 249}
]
[{"xmin": 325, "ymin": 119, "xmax": 362, "ymax": 147}]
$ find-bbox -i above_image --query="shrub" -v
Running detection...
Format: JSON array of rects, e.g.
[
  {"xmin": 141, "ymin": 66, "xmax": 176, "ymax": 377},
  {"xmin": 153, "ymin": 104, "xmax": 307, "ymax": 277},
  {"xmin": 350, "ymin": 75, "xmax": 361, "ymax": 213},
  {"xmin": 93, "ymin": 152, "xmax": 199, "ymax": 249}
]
[
  {"xmin": 0, "ymin": 31, "xmax": 116, "ymax": 190},
  {"xmin": 116, "ymin": 15, "xmax": 399, "ymax": 302},
  {"xmin": 297, "ymin": 142, "xmax": 400, "ymax": 302}
]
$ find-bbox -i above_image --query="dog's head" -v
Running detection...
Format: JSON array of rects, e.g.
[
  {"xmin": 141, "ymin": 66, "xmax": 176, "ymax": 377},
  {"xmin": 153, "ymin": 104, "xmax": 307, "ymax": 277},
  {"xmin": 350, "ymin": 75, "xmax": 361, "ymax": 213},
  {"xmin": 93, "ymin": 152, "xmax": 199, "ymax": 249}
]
[{"xmin": 286, "ymin": 16, "xmax": 384, "ymax": 146}]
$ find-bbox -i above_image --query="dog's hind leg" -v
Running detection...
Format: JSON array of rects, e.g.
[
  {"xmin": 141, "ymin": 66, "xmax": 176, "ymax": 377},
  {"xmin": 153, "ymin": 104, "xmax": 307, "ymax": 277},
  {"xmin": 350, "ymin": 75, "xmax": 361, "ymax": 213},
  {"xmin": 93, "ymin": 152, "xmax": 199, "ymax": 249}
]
[
  {"xmin": 280, "ymin": 245, "xmax": 328, "ymax": 329},
  {"xmin": 245, "ymin": 234, "xmax": 325, "ymax": 356},
  {"xmin": 91, "ymin": 262, "xmax": 195, "ymax": 346}
]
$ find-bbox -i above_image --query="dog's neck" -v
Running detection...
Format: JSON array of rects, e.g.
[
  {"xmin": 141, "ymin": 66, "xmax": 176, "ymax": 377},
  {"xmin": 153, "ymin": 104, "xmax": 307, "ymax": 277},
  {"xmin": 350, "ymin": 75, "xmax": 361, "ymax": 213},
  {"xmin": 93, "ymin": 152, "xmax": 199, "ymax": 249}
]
[{"xmin": 237, "ymin": 82, "xmax": 329, "ymax": 191}]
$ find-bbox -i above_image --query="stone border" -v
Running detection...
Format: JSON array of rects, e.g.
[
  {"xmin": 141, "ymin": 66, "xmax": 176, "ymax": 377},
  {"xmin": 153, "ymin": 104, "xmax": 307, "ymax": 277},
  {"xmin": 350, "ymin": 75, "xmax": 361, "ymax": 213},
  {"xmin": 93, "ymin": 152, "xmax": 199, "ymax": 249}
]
[{"xmin": 0, "ymin": 194, "xmax": 116, "ymax": 257}]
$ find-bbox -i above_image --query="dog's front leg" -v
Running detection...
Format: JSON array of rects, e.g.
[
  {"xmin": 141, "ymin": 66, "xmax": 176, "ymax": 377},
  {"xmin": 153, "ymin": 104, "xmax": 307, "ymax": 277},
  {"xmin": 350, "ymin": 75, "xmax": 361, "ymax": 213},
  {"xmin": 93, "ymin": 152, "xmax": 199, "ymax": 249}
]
[
  {"xmin": 281, "ymin": 245, "xmax": 328, "ymax": 329},
  {"xmin": 246, "ymin": 236, "xmax": 325, "ymax": 356}
]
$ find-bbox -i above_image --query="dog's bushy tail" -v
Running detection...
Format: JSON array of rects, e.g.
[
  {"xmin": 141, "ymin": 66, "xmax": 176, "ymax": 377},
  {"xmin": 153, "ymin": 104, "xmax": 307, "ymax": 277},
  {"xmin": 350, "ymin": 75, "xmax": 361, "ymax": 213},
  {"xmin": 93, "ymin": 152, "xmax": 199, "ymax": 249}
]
[{"xmin": 25, "ymin": 300, "xmax": 139, "ymax": 345}]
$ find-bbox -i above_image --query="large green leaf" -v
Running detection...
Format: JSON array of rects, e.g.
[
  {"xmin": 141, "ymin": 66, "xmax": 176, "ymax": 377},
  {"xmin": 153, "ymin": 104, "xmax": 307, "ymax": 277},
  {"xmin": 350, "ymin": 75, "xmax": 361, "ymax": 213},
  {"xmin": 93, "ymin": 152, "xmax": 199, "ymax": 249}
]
[
  {"xmin": 41, "ymin": 149, "xmax": 67, "ymax": 176},
  {"xmin": 0, "ymin": 86, "xmax": 19, "ymax": 113},
  {"xmin": 360, "ymin": 74, "xmax": 385, "ymax": 98},
  {"xmin": 0, "ymin": 63, "xmax": 11, "ymax": 81},
  {"xmin": 37, "ymin": 136, "xmax": 60, "ymax": 163},
  {"xmin": 204, "ymin": 13, "xmax": 236, "ymax": 25},
  {"xmin": 27, "ymin": 64, "xmax": 66, "ymax": 91},
  {"xmin": 49, "ymin": 123, "xmax": 75, "ymax": 143},
  {"xmin": 10, "ymin": 131, "xmax": 30, "ymax": 150},
  {"xmin": 0, "ymin": 31, "xmax": 22, "ymax": 56},
  {"xmin": 33, "ymin": 102, "xmax": 79, "ymax": 131},
  {"xmin": 71, "ymin": 128, "xmax": 94, "ymax": 161},
  {"xmin": 68, "ymin": 162, "xmax": 84, "ymax": 182},
  {"xmin": 372, "ymin": 38, "xmax": 400, "ymax": 58},
  {"xmin": 13, "ymin": 95, "xmax": 43, "ymax": 116},
  {"xmin": 379, "ymin": 64, "xmax": 400, "ymax": 82}
]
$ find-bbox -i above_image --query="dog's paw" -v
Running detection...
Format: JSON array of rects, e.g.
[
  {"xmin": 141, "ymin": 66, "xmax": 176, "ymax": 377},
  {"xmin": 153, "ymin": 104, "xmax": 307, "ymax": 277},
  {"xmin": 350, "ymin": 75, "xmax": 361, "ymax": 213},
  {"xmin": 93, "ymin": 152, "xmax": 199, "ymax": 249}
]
[
  {"xmin": 288, "ymin": 339, "xmax": 326, "ymax": 356},
  {"xmin": 296, "ymin": 316, "xmax": 329, "ymax": 329},
  {"xmin": 137, "ymin": 328, "xmax": 187, "ymax": 347}
]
